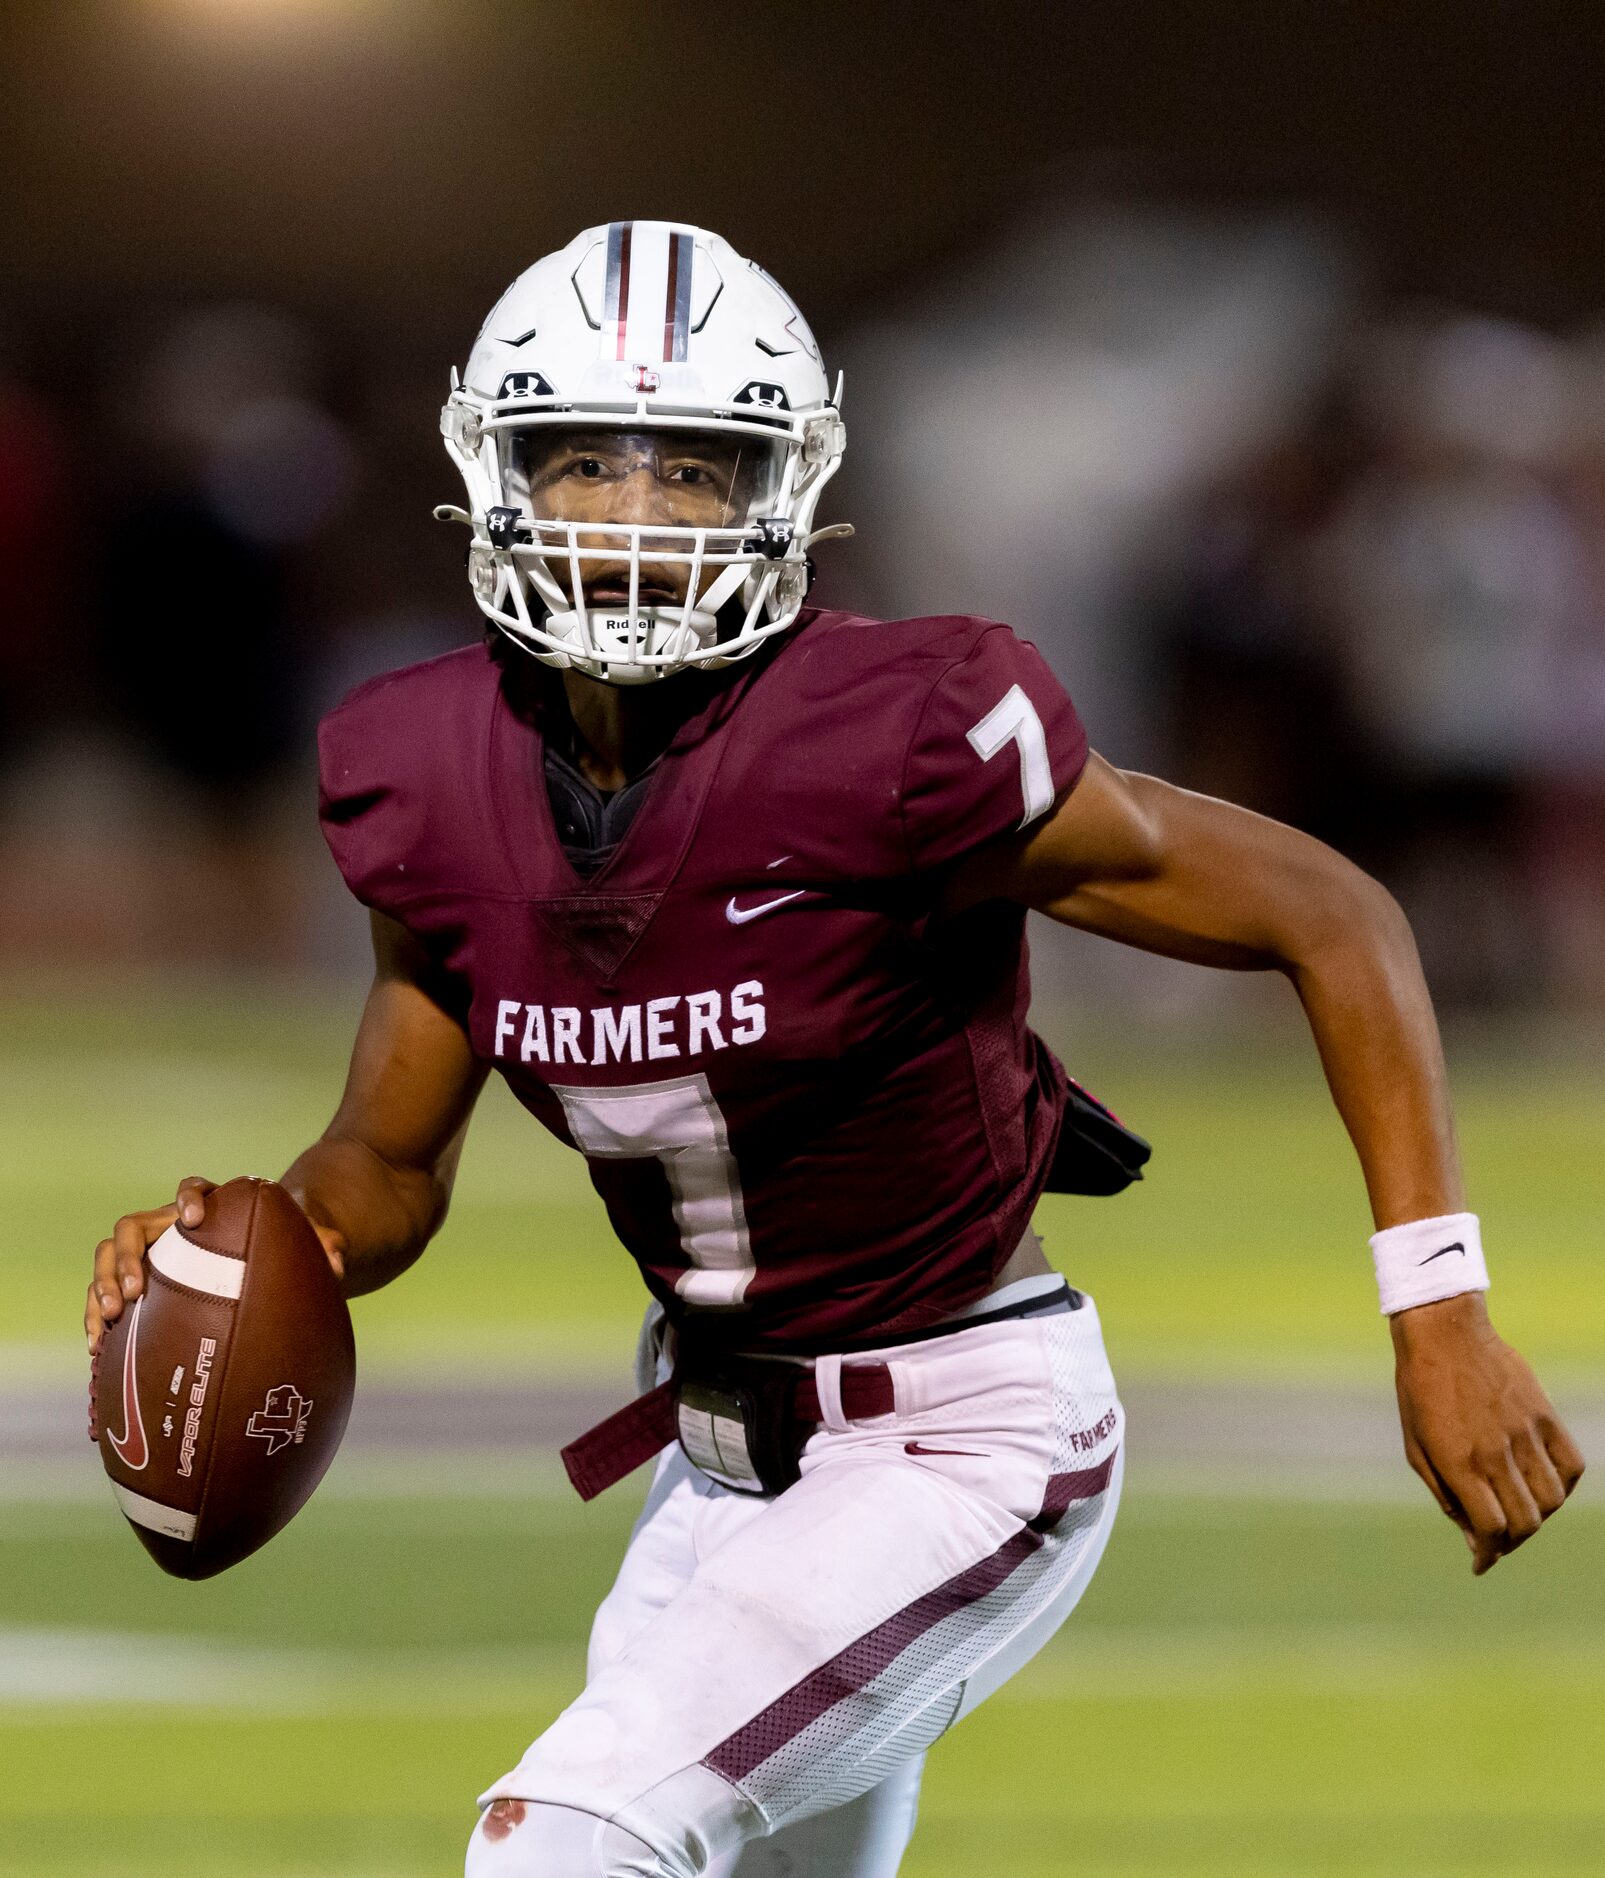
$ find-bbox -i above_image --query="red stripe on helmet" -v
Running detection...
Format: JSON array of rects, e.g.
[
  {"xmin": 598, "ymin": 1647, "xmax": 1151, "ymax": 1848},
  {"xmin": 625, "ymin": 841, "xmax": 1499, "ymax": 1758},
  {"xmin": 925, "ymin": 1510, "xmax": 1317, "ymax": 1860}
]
[
  {"xmin": 614, "ymin": 222, "xmax": 633, "ymax": 361},
  {"xmin": 664, "ymin": 229, "xmax": 692, "ymax": 363}
]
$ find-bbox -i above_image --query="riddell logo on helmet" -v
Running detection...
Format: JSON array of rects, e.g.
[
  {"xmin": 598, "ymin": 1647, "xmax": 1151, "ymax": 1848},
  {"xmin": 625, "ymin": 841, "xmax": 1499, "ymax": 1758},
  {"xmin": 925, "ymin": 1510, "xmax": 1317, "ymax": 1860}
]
[{"xmin": 246, "ymin": 1384, "xmax": 313, "ymax": 1457}]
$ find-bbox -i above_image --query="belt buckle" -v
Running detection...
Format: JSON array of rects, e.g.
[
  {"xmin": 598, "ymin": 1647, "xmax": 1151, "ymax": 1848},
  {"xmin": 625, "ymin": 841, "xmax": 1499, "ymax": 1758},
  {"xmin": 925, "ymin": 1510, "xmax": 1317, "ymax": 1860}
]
[{"xmin": 674, "ymin": 1375, "xmax": 768, "ymax": 1494}]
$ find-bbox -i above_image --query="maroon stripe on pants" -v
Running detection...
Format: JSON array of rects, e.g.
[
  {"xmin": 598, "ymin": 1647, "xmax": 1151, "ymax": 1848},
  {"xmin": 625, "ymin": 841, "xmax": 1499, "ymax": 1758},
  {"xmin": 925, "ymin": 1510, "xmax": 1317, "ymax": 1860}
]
[
  {"xmin": 1028, "ymin": 1450, "xmax": 1118, "ymax": 1533},
  {"xmin": 703, "ymin": 1448, "xmax": 1118, "ymax": 1784},
  {"xmin": 704, "ymin": 1529, "xmax": 1039, "ymax": 1783}
]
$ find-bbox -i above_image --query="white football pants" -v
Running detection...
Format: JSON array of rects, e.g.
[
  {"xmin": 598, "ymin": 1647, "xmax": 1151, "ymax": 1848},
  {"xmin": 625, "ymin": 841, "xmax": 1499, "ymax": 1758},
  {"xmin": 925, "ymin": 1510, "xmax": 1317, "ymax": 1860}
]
[{"xmin": 467, "ymin": 1297, "xmax": 1123, "ymax": 1878}]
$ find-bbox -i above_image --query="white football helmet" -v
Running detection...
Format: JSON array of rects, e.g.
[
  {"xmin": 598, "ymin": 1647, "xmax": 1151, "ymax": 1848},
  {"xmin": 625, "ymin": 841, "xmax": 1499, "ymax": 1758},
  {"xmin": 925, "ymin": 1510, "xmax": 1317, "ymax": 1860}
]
[{"xmin": 438, "ymin": 221, "xmax": 849, "ymax": 684}]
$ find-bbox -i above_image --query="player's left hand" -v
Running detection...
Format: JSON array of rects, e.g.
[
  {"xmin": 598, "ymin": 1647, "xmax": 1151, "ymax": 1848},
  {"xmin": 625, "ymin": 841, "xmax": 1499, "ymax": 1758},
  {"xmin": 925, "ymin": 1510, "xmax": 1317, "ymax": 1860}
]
[{"xmin": 1391, "ymin": 1292, "xmax": 1585, "ymax": 1574}]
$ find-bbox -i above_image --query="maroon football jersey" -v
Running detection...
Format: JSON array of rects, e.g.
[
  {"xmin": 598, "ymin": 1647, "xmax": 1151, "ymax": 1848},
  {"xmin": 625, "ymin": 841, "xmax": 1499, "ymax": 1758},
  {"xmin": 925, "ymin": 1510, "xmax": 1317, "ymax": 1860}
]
[{"xmin": 318, "ymin": 608, "xmax": 1088, "ymax": 1351}]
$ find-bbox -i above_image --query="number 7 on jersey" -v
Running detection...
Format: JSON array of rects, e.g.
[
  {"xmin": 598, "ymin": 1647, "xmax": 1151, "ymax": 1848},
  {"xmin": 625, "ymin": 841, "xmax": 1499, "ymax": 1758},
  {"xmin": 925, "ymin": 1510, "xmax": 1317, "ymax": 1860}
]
[
  {"xmin": 967, "ymin": 684, "xmax": 1054, "ymax": 828},
  {"xmin": 552, "ymin": 1074, "xmax": 754, "ymax": 1310}
]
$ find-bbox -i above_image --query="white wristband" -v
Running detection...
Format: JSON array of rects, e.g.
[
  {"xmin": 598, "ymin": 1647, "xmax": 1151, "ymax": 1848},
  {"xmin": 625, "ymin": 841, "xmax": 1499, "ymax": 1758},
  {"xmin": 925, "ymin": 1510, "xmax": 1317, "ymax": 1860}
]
[{"xmin": 1369, "ymin": 1212, "xmax": 1489, "ymax": 1315}]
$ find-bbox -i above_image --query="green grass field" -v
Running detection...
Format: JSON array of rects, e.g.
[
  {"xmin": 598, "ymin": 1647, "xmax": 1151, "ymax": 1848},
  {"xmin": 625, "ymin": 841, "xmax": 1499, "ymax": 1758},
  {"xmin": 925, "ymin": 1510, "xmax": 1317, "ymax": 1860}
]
[{"xmin": 3, "ymin": 984, "xmax": 1602, "ymax": 1875}]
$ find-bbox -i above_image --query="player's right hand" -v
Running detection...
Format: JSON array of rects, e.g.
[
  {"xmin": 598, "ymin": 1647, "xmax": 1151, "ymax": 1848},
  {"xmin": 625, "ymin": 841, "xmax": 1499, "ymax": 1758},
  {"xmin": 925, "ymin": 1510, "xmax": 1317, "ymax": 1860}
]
[
  {"xmin": 85, "ymin": 1177, "xmax": 348, "ymax": 1352},
  {"xmin": 85, "ymin": 1177, "xmax": 218, "ymax": 1353}
]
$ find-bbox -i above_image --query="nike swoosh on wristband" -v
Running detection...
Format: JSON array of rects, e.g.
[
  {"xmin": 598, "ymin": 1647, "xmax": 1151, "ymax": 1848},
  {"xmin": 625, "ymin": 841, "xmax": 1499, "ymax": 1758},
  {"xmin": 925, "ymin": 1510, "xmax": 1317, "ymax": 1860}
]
[
  {"xmin": 904, "ymin": 1441, "xmax": 985, "ymax": 1458},
  {"xmin": 1418, "ymin": 1241, "xmax": 1466, "ymax": 1265},
  {"xmin": 725, "ymin": 890, "xmax": 809, "ymax": 926},
  {"xmin": 106, "ymin": 1295, "xmax": 150, "ymax": 1471}
]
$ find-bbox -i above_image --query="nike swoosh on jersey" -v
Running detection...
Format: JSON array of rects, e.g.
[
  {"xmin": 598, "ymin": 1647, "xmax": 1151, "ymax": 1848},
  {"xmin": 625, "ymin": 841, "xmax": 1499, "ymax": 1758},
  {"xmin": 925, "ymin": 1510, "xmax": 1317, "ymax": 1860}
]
[
  {"xmin": 904, "ymin": 1440, "xmax": 985, "ymax": 1458},
  {"xmin": 107, "ymin": 1295, "xmax": 150, "ymax": 1471},
  {"xmin": 725, "ymin": 890, "xmax": 810, "ymax": 926}
]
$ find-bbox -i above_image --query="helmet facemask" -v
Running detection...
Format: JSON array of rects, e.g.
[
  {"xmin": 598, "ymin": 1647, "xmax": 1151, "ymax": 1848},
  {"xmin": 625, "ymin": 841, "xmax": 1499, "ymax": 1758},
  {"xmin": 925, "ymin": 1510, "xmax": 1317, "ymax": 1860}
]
[
  {"xmin": 445, "ymin": 402, "xmax": 843, "ymax": 685},
  {"xmin": 500, "ymin": 422, "xmax": 788, "ymax": 684}
]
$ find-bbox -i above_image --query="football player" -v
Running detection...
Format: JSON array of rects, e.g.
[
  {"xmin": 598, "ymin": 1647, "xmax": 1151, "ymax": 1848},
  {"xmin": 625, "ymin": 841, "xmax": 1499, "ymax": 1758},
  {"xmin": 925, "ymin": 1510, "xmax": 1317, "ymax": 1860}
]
[{"xmin": 87, "ymin": 223, "xmax": 1584, "ymax": 1878}]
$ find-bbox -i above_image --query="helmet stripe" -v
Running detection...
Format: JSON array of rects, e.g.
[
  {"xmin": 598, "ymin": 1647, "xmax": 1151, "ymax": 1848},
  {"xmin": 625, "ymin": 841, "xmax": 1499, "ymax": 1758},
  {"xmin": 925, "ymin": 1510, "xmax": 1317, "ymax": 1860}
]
[
  {"xmin": 602, "ymin": 223, "xmax": 621, "ymax": 346},
  {"xmin": 604, "ymin": 221, "xmax": 634, "ymax": 361},
  {"xmin": 664, "ymin": 228, "xmax": 693, "ymax": 362}
]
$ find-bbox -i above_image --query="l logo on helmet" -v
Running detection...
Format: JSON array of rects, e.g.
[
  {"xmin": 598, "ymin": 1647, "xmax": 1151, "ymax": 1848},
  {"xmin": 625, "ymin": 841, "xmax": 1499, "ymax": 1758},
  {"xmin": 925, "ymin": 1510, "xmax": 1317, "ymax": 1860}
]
[
  {"xmin": 498, "ymin": 371, "xmax": 556, "ymax": 399},
  {"xmin": 245, "ymin": 1383, "xmax": 313, "ymax": 1457},
  {"xmin": 733, "ymin": 381, "xmax": 790, "ymax": 411},
  {"xmin": 629, "ymin": 364, "xmax": 661, "ymax": 392}
]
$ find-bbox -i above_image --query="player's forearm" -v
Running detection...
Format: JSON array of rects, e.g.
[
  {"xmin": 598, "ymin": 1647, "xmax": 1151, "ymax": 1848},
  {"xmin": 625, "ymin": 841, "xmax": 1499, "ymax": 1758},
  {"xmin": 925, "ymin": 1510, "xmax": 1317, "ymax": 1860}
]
[
  {"xmin": 1011, "ymin": 766, "xmax": 1465, "ymax": 1229},
  {"xmin": 1278, "ymin": 871, "xmax": 1465, "ymax": 1230},
  {"xmin": 281, "ymin": 1132, "xmax": 454, "ymax": 1298}
]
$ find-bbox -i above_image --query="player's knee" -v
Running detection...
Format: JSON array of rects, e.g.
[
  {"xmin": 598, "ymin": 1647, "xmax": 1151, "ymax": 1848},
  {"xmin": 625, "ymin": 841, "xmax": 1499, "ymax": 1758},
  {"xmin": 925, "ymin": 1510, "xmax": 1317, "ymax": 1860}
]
[{"xmin": 465, "ymin": 1798, "xmax": 671, "ymax": 1878}]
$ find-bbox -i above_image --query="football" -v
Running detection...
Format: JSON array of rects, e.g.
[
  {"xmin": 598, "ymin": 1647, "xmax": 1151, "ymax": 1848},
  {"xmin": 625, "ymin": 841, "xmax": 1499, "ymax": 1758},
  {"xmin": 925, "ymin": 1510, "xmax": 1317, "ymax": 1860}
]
[{"xmin": 92, "ymin": 1177, "xmax": 355, "ymax": 1580}]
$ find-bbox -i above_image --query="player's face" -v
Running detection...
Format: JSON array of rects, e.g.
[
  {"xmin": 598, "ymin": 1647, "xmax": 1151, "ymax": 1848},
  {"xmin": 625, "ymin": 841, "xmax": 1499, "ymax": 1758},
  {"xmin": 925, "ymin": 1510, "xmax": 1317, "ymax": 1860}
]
[{"xmin": 510, "ymin": 427, "xmax": 779, "ymax": 608}]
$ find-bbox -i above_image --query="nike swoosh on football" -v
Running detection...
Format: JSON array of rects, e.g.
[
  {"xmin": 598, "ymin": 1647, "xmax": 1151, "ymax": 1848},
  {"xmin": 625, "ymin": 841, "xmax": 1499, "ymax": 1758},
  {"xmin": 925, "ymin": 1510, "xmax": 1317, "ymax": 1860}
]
[
  {"xmin": 725, "ymin": 890, "xmax": 810, "ymax": 926},
  {"xmin": 904, "ymin": 1440, "xmax": 985, "ymax": 1458},
  {"xmin": 107, "ymin": 1294, "xmax": 150, "ymax": 1471},
  {"xmin": 1418, "ymin": 1241, "xmax": 1466, "ymax": 1265}
]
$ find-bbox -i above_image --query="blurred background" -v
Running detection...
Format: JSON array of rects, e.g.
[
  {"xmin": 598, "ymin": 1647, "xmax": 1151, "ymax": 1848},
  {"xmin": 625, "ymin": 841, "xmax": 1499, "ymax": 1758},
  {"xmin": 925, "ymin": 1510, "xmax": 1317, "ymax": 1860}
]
[
  {"xmin": 6, "ymin": 0, "xmax": 1605, "ymax": 1010},
  {"xmin": 3, "ymin": 4, "xmax": 1603, "ymax": 1875}
]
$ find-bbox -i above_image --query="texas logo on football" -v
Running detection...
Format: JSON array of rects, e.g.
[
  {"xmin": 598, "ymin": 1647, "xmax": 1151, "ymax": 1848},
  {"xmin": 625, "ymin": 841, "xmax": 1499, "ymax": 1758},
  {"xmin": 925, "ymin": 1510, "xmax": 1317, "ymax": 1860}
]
[{"xmin": 245, "ymin": 1383, "xmax": 314, "ymax": 1457}]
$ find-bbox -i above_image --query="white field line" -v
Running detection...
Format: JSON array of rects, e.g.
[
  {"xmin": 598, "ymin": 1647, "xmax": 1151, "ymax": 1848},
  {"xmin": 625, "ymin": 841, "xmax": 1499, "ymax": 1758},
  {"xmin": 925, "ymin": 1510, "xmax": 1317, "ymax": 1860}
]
[
  {"xmin": 17, "ymin": 1454, "xmax": 1605, "ymax": 1511},
  {"xmin": 6, "ymin": 1621, "xmax": 1605, "ymax": 1714},
  {"xmin": 0, "ymin": 1627, "xmax": 337, "ymax": 1710},
  {"xmin": 0, "ymin": 1628, "xmax": 577, "ymax": 1712},
  {"xmin": 15, "ymin": 1337, "xmax": 1605, "ymax": 1393},
  {"xmin": 1, "ymin": 1452, "xmax": 580, "ymax": 1509},
  {"xmin": 10, "ymin": 1371, "xmax": 1604, "ymax": 1509},
  {"xmin": 998, "ymin": 1623, "xmax": 1605, "ymax": 1703},
  {"xmin": 0, "ymin": 1338, "xmax": 638, "ymax": 1389}
]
